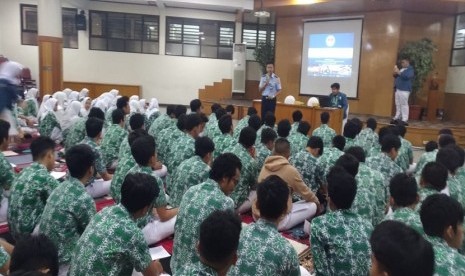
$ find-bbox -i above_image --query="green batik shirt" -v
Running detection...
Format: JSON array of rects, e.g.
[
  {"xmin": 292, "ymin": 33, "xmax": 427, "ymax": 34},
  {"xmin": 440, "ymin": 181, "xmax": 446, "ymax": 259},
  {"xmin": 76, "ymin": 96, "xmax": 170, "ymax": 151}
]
[
  {"xmin": 366, "ymin": 153, "xmax": 403, "ymax": 185},
  {"xmin": 447, "ymin": 174, "xmax": 465, "ymax": 208},
  {"xmin": 233, "ymin": 115, "xmax": 249, "ymax": 140},
  {"xmin": 168, "ymin": 155, "xmax": 210, "ymax": 208},
  {"xmin": 167, "ymin": 132, "xmax": 195, "ymax": 173},
  {"xmin": 255, "ymin": 143, "xmax": 271, "ymax": 171},
  {"xmin": 110, "ymin": 152, "xmax": 136, "ymax": 203},
  {"xmin": 171, "ymin": 179, "xmax": 234, "ymax": 274},
  {"xmin": 225, "ymin": 144, "xmax": 259, "ymax": 208},
  {"xmin": 366, "ymin": 143, "xmax": 381, "ymax": 158},
  {"xmin": 414, "ymin": 150, "xmax": 438, "ymax": 176},
  {"xmin": 148, "ymin": 114, "xmax": 174, "ymax": 140},
  {"xmin": 0, "ymin": 246, "xmax": 9, "ymax": 268},
  {"xmin": 288, "ymin": 132, "xmax": 309, "ymax": 156},
  {"xmin": 126, "ymin": 164, "xmax": 167, "ymax": 208},
  {"xmin": 100, "ymin": 124, "xmax": 127, "ymax": 167},
  {"xmin": 312, "ymin": 124, "xmax": 336, "ymax": 148},
  {"xmin": 357, "ymin": 164, "xmax": 387, "ymax": 226},
  {"xmin": 68, "ymin": 204, "xmax": 152, "ymax": 276},
  {"xmin": 0, "ymin": 152, "xmax": 14, "ymax": 195},
  {"xmin": 425, "ymin": 235, "xmax": 465, "ymax": 276},
  {"xmin": 255, "ymin": 126, "xmax": 274, "ymax": 146},
  {"xmin": 80, "ymin": 137, "xmax": 106, "ymax": 175},
  {"xmin": 384, "ymin": 207, "xmax": 424, "ymax": 235},
  {"xmin": 290, "ymin": 122, "xmax": 299, "ymax": 134},
  {"xmin": 8, "ymin": 162, "xmax": 59, "ymax": 239},
  {"xmin": 311, "ymin": 209, "xmax": 373, "ymax": 276},
  {"xmin": 344, "ymin": 137, "xmax": 356, "ymax": 151},
  {"xmin": 23, "ymin": 99, "xmax": 38, "ymax": 117},
  {"xmin": 118, "ymin": 137, "xmax": 131, "ymax": 160},
  {"xmin": 145, "ymin": 111, "xmax": 160, "ymax": 130},
  {"xmin": 204, "ymin": 114, "xmax": 220, "ymax": 139},
  {"xmin": 212, "ymin": 134, "xmax": 235, "ymax": 159},
  {"xmin": 289, "ymin": 150, "xmax": 320, "ymax": 193},
  {"xmin": 229, "ymin": 219, "xmax": 300, "ymax": 276},
  {"xmin": 354, "ymin": 128, "xmax": 378, "ymax": 155},
  {"xmin": 39, "ymin": 112, "xmax": 61, "ymax": 138},
  {"xmin": 104, "ymin": 107, "xmax": 115, "ymax": 129},
  {"xmin": 38, "ymin": 177, "xmax": 96, "ymax": 264},
  {"xmin": 65, "ymin": 118, "xmax": 86, "ymax": 151},
  {"xmin": 417, "ymin": 187, "xmax": 438, "ymax": 211},
  {"xmin": 395, "ymin": 137, "xmax": 413, "ymax": 171},
  {"xmin": 176, "ymin": 261, "xmax": 218, "ymax": 276},
  {"xmin": 315, "ymin": 147, "xmax": 344, "ymax": 185},
  {"xmin": 155, "ymin": 124, "xmax": 180, "ymax": 164}
]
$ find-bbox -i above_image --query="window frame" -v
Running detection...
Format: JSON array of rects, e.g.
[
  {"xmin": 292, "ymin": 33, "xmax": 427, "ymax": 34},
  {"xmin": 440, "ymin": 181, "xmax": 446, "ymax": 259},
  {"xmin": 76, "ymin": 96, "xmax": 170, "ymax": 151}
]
[
  {"xmin": 241, "ymin": 22, "xmax": 276, "ymax": 61},
  {"xmin": 451, "ymin": 12, "xmax": 465, "ymax": 66}
]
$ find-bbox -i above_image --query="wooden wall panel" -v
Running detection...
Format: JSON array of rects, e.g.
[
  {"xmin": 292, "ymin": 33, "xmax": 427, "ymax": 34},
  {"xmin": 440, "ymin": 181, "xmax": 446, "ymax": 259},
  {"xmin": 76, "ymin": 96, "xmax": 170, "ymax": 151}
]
[
  {"xmin": 38, "ymin": 36, "xmax": 62, "ymax": 94},
  {"xmin": 63, "ymin": 81, "xmax": 141, "ymax": 99},
  {"xmin": 443, "ymin": 93, "xmax": 465, "ymax": 122}
]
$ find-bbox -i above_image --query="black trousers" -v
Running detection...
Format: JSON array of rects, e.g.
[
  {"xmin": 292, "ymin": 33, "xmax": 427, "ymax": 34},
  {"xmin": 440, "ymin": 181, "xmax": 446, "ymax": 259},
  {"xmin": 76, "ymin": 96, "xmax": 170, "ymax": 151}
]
[{"xmin": 261, "ymin": 96, "xmax": 277, "ymax": 121}]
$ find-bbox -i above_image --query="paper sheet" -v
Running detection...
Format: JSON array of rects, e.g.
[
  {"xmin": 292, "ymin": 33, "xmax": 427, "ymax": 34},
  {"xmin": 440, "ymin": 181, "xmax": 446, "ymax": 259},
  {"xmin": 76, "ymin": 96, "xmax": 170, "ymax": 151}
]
[
  {"xmin": 50, "ymin": 171, "xmax": 67, "ymax": 180},
  {"xmin": 149, "ymin": 246, "xmax": 171, "ymax": 260},
  {"xmin": 2, "ymin": 151, "xmax": 18, "ymax": 157},
  {"xmin": 285, "ymin": 237, "xmax": 309, "ymax": 255}
]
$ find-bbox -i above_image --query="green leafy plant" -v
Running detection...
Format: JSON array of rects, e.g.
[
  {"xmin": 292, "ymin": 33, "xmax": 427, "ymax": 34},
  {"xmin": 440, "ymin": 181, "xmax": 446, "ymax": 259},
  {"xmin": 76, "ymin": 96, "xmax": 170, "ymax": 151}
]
[
  {"xmin": 254, "ymin": 41, "xmax": 275, "ymax": 73},
  {"xmin": 398, "ymin": 38, "xmax": 437, "ymax": 103}
]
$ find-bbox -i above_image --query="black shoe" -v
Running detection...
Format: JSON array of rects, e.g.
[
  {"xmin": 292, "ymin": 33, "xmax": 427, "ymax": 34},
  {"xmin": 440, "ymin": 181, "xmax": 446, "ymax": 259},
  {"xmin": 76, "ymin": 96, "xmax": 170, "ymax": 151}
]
[
  {"xmin": 401, "ymin": 121, "xmax": 409, "ymax": 126},
  {"xmin": 390, "ymin": 119, "xmax": 398, "ymax": 125}
]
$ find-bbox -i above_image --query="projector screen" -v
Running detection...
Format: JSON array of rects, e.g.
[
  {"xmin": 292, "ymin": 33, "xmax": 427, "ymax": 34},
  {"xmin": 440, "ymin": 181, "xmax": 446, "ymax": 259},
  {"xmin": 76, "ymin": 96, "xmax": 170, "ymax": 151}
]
[{"xmin": 300, "ymin": 19, "xmax": 363, "ymax": 98}]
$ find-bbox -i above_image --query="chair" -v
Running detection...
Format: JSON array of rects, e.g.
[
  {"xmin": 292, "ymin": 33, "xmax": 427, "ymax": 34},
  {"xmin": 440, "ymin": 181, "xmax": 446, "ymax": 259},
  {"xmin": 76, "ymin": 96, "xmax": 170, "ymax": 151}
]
[{"xmin": 284, "ymin": 95, "xmax": 295, "ymax": 104}]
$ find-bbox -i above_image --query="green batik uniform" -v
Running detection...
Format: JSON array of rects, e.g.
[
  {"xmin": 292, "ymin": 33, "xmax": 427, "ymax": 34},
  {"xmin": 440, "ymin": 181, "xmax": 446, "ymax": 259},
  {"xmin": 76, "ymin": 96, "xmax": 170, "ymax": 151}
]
[
  {"xmin": 65, "ymin": 118, "xmax": 86, "ymax": 151},
  {"xmin": 414, "ymin": 149, "xmax": 438, "ymax": 176},
  {"xmin": 225, "ymin": 144, "xmax": 258, "ymax": 208},
  {"xmin": 176, "ymin": 261, "xmax": 219, "ymax": 276},
  {"xmin": 170, "ymin": 179, "xmax": 234, "ymax": 274},
  {"xmin": 80, "ymin": 137, "xmax": 106, "ymax": 175},
  {"xmin": 118, "ymin": 137, "xmax": 131, "ymax": 160},
  {"xmin": 233, "ymin": 115, "xmax": 249, "ymax": 140},
  {"xmin": 126, "ymin": 164, "xmax": 167, "ymax": 208},
  {"xmin": 384, "ymin": 207, "xmax": 424, "ymax": 235},
  {"xmin": 356, "ymin": 164, "xmax": 387, "ymax": 226},
  {"xmin": 354, "ymin": 128, "xmax": 378, "ymax": 155},
  {"xmin": 366, "ymin": 153, "xmax": 403, "ymax": 185},
  {"xmin": 145, "ymin": 111, "xmax": 160, "ymax": 130},
  {"xmin": 0, "ymin": 246, "xmax": 9, "ymax": 269},
  {"xmin": 0, "ymin": 152, "xmax": 14, "ymax": 196},
  {"xmin": 290, "ymin": 122, "xmax": 299, "ymax": 135},
  {"xmin": 315, "ymin": 147, "xmax": 344, "ymax": 185},
  {"xmin": 417, "ymin": 187, "xmax": 438, "ymax": 211},
  {"xmin": 289, "ymin": 151, "xmax": 319, "ymax": 193},
  {"xmin": 23, "ymin": 99, "xmax": 38, "ymax": 117},
  {"xmin": 39, "ymin": 177, "xmax": 96, "ymax": 264},
  {"xmin": 148, "ymin": 114, "xmax": 174, "ymax": 141},
  {"xmin": 68, "ymin": 204, "xmax": 152, "ymax": 276},
  {"xmin": 366, "ymin": 143, "xmax": 381, "ymax": 158},
  {"xmin": 447, "ymin": 174, "xmax": 465, "ymax": 208},
  {"xmin": 168, "ymin": 155, "xmax": 210, "ymax": 208},
  {"xmin": 311, "ymin": 209, "xmax": 373, "ymax": 276},
  {"xmin": 39, "ymin": 112, "xmax": 61, "ymax": 138},
  {"xmin": 100, "ymin": 124, "xmax": 127, "ymax": 167},
  {"xmin": 255, "ymin": 143, "xmax": 271, "ymax": 171},
  {"xmin": 8, "ymin": 162, "xmax": 59, "ymax": 239},
  {"xmin": 204, "ymin": 114, "xmax": 221, "ymax": 139},
  {"xmin": 167, "ymin": 133, "xmax": 195, "ymax": 173},
  {"xmin": 110, "ymin": 152, "xmax": 136, "ymax": 203},
  {"xmin": 229, "ymin": 219, "xmax": 300, "ymax": 276},
  {"xmin": 425, "ymin": 235, "xmax": 465, "ymax": 276},
  {"xmin": 312, "ymin": 124, "xmax": 336, "ymax": 148},
  {"xmin": 288, "ymin": 132, "xmax": 309, "ymax": 156},
  {"xmin": 155, "ymin": 124, "xmax": 180, "ymax": 164},
  {"xmin": 395, "ymin": 137, "xmax": 413, "ymax": 171},
  {"xmin": 344, "ymin": 137, "xmax": 356, "ymax": 151},
  {"xmin": 212, "ymin": 134, "xmax": 235, "ymax": 159},
  {"xmin": 104, "ymin": 107, "xmax": 115, "ymax": 129},
  {"xmin": 255, "ymin": 126, "xmax": 274, "ymax": 146}
]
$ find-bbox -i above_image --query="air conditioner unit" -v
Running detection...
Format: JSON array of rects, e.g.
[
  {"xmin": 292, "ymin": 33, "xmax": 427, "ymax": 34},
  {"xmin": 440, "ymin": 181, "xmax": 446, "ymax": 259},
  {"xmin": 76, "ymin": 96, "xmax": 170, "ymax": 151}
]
[{"xmin": 232, "ymin": 43, "xmax": 246, "ymax": 94}]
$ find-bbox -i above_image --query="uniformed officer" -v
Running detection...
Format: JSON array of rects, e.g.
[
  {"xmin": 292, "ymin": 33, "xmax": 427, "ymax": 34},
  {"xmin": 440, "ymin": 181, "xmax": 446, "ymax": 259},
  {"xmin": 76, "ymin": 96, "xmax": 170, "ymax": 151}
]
[{"xmin": 259, "ymin": 62, "xmax": 281, "ymax": 120}]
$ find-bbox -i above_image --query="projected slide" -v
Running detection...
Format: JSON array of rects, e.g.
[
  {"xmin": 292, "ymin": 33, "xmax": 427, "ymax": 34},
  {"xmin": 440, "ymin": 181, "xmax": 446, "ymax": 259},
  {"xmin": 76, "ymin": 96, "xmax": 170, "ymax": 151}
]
[{"xmin": 307, "ymin": 33, "xmax": 354, "ymax": 78}]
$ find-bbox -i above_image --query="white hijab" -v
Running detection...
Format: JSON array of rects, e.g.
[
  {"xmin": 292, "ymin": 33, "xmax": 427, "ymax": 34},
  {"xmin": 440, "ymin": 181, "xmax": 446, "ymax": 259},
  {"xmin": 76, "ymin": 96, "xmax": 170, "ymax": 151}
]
[
  {"xmin": 109, "ymin": 89, "xmax": 119, "ymax": 98},
  {"xmin": 53, "ymin": 91, "xmax": 67, "ymax": 110},
  {"xmin": 79, "ymin": 88, "xmax": 89, "ymax": 100},
  {"xmin": 41, "ymin": 97, "xmax": 57, "ymax": 121},
  {"xmin": 129, "ymin": 95, "xmax": 139, "ymax": 102},
  {"xmin": 0, "ymin": 61, "xmax": 23, "ymax": 85},
  {"xmin": 25, "ymin": 88, "xmax": 39, "ymax": 111},
  {"xmin": 95, "ymin": 98, "xmax": 110, "ymax": 112},
  {"xmin": 62, "ymin": 88, "xmax": 72, "ymax": 97},
  {"xmin": 80, "ymin": 97, "xmax": 91, "ymax": 117},
  {"xmin": 139, "ymin": 99, "xmax": 146, "ymax": 114},
  {"xmin": 146, "ymin": 98, "xmax": 159, "ymax": 118},
  {"xmin": 68, "ymin": 91, "xmax": 80, "ymax": 102},
  {"xmin": 37, "ymin": 94, "xmax": 51, "ymax": 119},
  {"xmin": 62, "ymin": 101, "xmax": 82, "ymax": 130},
  {"xmin": 129, "ymin": 99, "xmax": 140, "ymax": 113}
]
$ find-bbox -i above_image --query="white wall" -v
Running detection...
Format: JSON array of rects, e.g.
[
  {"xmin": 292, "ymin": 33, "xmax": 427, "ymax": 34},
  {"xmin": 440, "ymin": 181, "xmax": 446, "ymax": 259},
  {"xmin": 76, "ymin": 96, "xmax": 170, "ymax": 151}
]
[
  {"xmin": 0, "ymin": 0, "xmax": 242, "ymax": 104},
  {"xmin": 445, "ymin": 67, "xmax": 465, "ymax": 94}
]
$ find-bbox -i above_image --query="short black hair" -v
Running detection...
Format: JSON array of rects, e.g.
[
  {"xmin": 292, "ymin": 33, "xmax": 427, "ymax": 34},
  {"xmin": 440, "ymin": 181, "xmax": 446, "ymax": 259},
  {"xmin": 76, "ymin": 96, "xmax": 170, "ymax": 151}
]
[
  {"xmin": 225, "ymin": 104, "xmax": 235, "ymax": 115},
  {"xmin": 131, "ymin": 136, "xmax": 155, "ymax": 166},
  {"xmin": 248, "ymin": 114, "xmax": 262, "ymax": 131},
  {"xmin": 261, "ymin": 127, "xmax": 277, "ymax": 144},
  {"xmin": 0, "ymin": 119, "xmax": 10, "ymax": 141},
  {"xmin": 210, "ymin": 153, "xmax": 242, "ymax": 182},
  {"xmin": 31, "ymin": 137, "xmax": 55, "ymax": 161},
  {"xmin": 343, "ymin": 120, "xmax": 359, "ymax": 139},
  {"xmin": 218, "ymin": 114, "xmax": 233, "ymax": 134},
  {"xmin": 397, "ymin": 124, "xmax": 407, "ymax": 138},
  {"xmin": 166, "ymin": 105, "xmax": 176, "ymax": 116},
  {"xmin": 438, "ymin": 134, "xmax": 456, "ymax": 148},
  {"xmin": 128, "ymin": 129, "xmax": 148, "ymax": 147},
  {"xmin": 327, "ymin": 166, "xmax": 357, "ymax": 210},
  {"xmin": 381, "ymin": 134, "xmax": 401, "ymax": 153},
  {"xmin": 85, "ymin": 117, "xmax": 104, "ymax": 138},
  {"xmin": 195, "ymin": 136, "xmax": 215, "ymax": 158},
  {"xmin": 330, "ymin": 83, "xmax": 340, "ymax": 89},
  {"xmin": 239, "ymin": 127, "xmax": 256, "ymax": 148},
  {"xmin": 66, "ymin": 144, "xmax": 95, "ymax": 179},
  {"xmin": 211, "ymin": 103, "xmax": 221, "ymax": 113},
  {"xmin": 10, "ymin": 234, "xmax": 59, "ymax": 276},
  {"xmin": 198, "ymin": 210, "xmax": 241, "ymax": 264},
  {"xmin": 116, "ymin": 96, "xmax": 129, "ymax": 110},
  {"xmin": 263, "ymin": 112, "xmax": 276, "ymax": 127},
  {"xmin": 214, "ymin": 108, "xmax": 227, "ymax": 120},
  {"xmin": 420, "ymin": 194, "xmax": 464, "ymax": 238},
  {"xmin": 121, "ymin": 173, "xmax": 159, "ymax": 213},
  {"xmin": 174, "ymin": 105, "xmax": 187, "ymax": 119},
  {"xmin": 257, "ymin": 175, "xmax": 289, "ymax": 220},
  {"xmin": 350, "ymin": 118, "xmax": 363, "ymax": 135},
  {"xmin": 366, "ymin": 118, "xmax": 377, "ymax": 131},
  {"xmin": 292, "ymin": 110, "xmax": 303, "ymax": 123},
  {"xmin": 335, "ymin": 154, "xmax": 359, "ymax": 177},
  {"xmin": 185, "ymin": 113, "xmax": 202, "ymax": 131},
  {"xmin": 111, "ymin": 108, "xmax": 125, "ymax": 124},
  {"xmin": 448, "ymin": 144, "xmax": 465, "ymax": 166},
  {"xmin": 176, "ymin": 114, "xmax": 187, "ymax": 131},
  {"xmin": 436, "ymin": 147, "xmax": 460, "ymax": 174},
  {"xmin": 370, "ymin": 221, "xmax": 434, "ymax": 276},
  {"xmin": 332, "ymin": 135, "xmax": 346, "ymax": 151},
  {"xmin": 199, "ymin": 112, "xmax": 209, "ymax": 124},
  {"xmin": 129, "ymin": 113, "xmax": 145, "ymax": 130},
  {"xmin": 274, "ymin": 138, "xmax": 290, "ymax": 156},
  {"xmin": 190, "ymin": 99, "xmax": 202, "ymax": 112},
  {"xmin": 297, "ymin": 121, "xmax": 311, "ymax": 136},
  {"xmin": 389, "ymin": 173, "xmax": 418, "ymax": 207},
  {"xmin": 438, "ymin": 128, "xmax": 453, "ymax": 136},
  {"xmin": 320, "ymin": 112, "xmax": 330, "ymax": 124},
  {"xmin": 425, "ymin": 141, "xmax": 438, "ymax": 152},
  {"xmin": 247, "ymin": 107, "xmax": 257, "ymax": 116},
  {"xmin": 88, "ymin": 107, "xmax": 105, "ymax": 120},
  {"xmin": 308, "ymin": 136, "xmax": 323, "ymax": 156},
  {"xmin": 345, "ymin": 146, "xmax": 366, "ymax": 163},
  {"xmin": 277, "ymin": 119, "xmax": 291, "ymax": 138},
  {"xmin": 421, "ymin": 162, "xmax": 448, "ymax": 191}
]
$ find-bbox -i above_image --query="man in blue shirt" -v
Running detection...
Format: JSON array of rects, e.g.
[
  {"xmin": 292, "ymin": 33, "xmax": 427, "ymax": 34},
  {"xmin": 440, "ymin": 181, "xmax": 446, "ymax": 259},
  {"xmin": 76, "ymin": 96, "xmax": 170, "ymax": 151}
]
[
  {"xmin": 392, "ymin": 58, "xmax": 414, "ymax": 126},
  {"xmin": 259, "ymin": 63, "xmax": 282, "ymax": 120},
  {"xmin": 329, "ymin": 83, "xmax": 348, "ymax": 120}
]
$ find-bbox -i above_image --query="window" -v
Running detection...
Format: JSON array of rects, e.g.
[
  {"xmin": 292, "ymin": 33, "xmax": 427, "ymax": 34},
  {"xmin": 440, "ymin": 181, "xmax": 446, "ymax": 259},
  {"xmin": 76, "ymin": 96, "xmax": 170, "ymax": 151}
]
[
  {"xmin": 20, "ymin": 4, "xmax": 78, "ymax": 49},
  {"xmin": 242, "ymin": 23, "xmax": 275, "ymax": 60},
  {"xmin": 451, "ymin": 13, "xmax": 465, "ymax": 66},
  {"xmin": 166, "ymin": 17, "xmax": 235, "ymax": 59},
  {"xmin": 89, "ymin": 11, "xmax": 159, "ymax": 54}
]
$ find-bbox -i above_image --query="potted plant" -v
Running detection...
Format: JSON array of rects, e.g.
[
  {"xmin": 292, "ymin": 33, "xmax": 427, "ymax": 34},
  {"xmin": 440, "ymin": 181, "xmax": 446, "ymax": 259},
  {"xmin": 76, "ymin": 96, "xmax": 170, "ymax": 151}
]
[
  {"xmin": 254, "ymin": 41, "xmax": 275, "ymax": 73},
  {"xmin": 397, "ymin": 38, "xmax": 437, "ymax": 120}
]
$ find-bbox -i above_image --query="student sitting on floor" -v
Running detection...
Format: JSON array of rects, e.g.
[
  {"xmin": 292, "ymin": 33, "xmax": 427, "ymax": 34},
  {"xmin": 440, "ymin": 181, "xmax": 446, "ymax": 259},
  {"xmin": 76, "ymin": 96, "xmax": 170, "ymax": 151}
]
[
  {"xmin": 366, "ymin": 133, "xmax": 403, "ymax": 185},
  {"xmin": 290, "ymin": 136, "xmax": 323, "ymax": 195},
  {"xmin": 233, "ymin": 107, "xmax": 257, "ymax": 141},
  {"xmin": 288, "ymin": 121, "xmax": 310, "ymax": 156},
  {"xmin": 126, "ymin": 135, "xmax": 178, "ymax": 245},
  {"xmin": 370, "ymin": 220, "xmax": 434, "ymax": 276},
  {"xmin": 420, "ymin": 194, "xmax": 465, "ymax": 275},
  {"xmin": 255, "ymin": 112, "xmax": 276, "ymax": 146},
  {"xmin": 354, "ymin": 117, "xmax": 378, "ymax": 156},
  {"xmin": 0, "ymin": 119, "xmax": 14, "ymax": 222},
  {"xmin": 155, "ymin": 106, "xmax": 187, "ymax": 164},
  {"xmin": 69, "ymin": 173, "xmax": 163, "ymax": 276},
  {"xmin": 395, "ymin": 124, "xmax": 414, "ymax": 172},
  {"xmin": 276, "ymin": 119, "xmax": 291, "ymax": 139},
  {"xmin": 100, "ymin": 108, "xmax": 127, "ymax": 170},
  {"xmin": 79, "ymin": 117, "xmax": 112, "ymax": 198},
  {"xmin": 64, "ymin": 107, "xmax": 105, "ymax": 152},
  {"xmin": 255, "ymin": 127, "xmax": 277, "ymax": 170},
  {"xmin": 315, "ymin": 135, "xmax": 345, "ymax": 182},
  {"xmin": 148, "ymin": 104, "xmax": 176, "ymax": 141},
  {"xmin": 38, "ymin": 98, "xmax": 62, "ymax": 143},
  {"xmin": 257, "ymin": 138, "xmax": 320, "ymax": 231},
  {"xmin": 38, "ymin": 144, "xmax": 97, "ymax": 276},
  {"xmin": 417, "ymin": 162, "xmax": 448, "ymax": 210},
  {"xmin": 212, "ymin": 114, "xmax": 235, "ymax": 159},
  {"xmin": 312, "ymin": 111, "xmax": 336, "ymax": 148},
  {"xmin": 290, "ymin": 110, "xmax": 303, "ymax": 135},
  {"xmin": 8, "ymin": 137, "xmax": 59, "ymax": 240},
  {"xmin": 311, "ymin": 166, "xmax": 373, "ymax": 276},
  {"xmin": 436, "ymin": 147, "xmax": 463, "ymax": 204},
  {"xmin": 176, "ymin": 210, "xmax": 241, "ymax": 276},
  {"xmin": 230, "ymin": 175, "xmax": 301, "ymax": 276},
  {"xmin": 415, "ymin": 131, "xmax": 455, "ymax": 176}
]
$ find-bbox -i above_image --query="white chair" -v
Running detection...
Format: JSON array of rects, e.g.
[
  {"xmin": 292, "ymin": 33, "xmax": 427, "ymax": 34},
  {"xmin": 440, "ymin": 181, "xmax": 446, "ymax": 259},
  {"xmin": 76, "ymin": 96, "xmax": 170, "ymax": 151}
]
[
  {"xmin": 307, "ymin": 97, "xmax": 319, "ymax": 107},
  {"xmin": 284, "ymin": 95, "xmax": 296, "ymax": 104}
]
